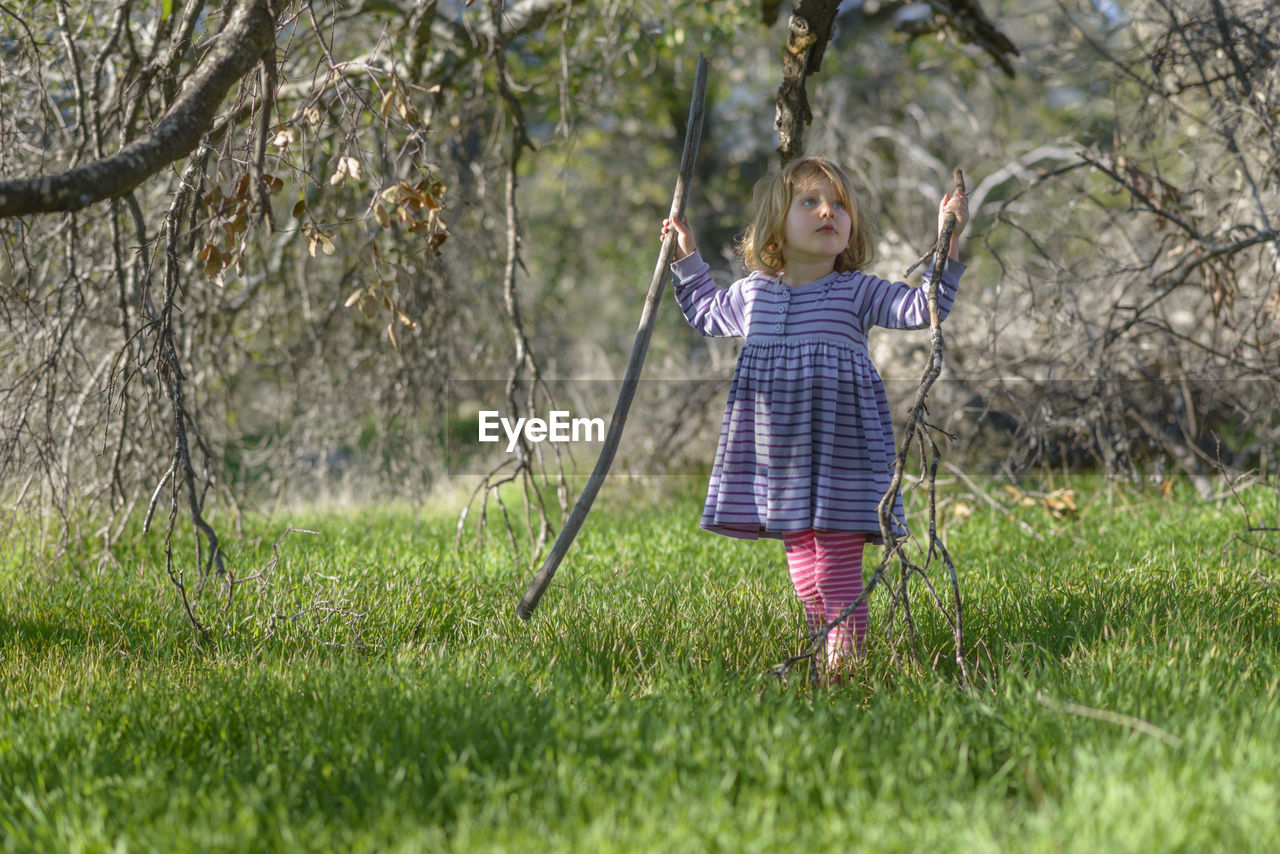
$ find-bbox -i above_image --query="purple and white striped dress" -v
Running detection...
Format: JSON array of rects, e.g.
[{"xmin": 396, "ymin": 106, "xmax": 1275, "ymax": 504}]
[{"xmin": 671, "ymin": 250, "xmax": 965, "ymax": 544}]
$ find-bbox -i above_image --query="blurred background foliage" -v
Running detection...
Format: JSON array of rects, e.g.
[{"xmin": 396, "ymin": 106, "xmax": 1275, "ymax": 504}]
[{"xmin": 1, "ymin": 0, "xmax": 1278, "ymax": 555}]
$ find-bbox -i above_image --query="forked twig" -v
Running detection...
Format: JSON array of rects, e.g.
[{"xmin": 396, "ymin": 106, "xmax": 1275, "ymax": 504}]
[{"xmin": 776, "ymin": 168, "xmax": 972, "ymax": 685}]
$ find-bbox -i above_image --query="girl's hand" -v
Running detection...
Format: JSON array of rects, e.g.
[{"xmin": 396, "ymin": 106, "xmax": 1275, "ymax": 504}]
[
  {"xmin": 938, "ymin": 190, "xmax": 969, "ymax": 237},
  {"xmin": 937, "ymin": 189, "xmax": 969, "ymax": 260},
  {"xmin": 661, "ymin": 215, "xmax": 697, "ymax": 261}
]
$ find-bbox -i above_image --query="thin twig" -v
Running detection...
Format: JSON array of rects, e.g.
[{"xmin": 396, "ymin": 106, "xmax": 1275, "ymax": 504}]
[
  {"xmin": 142, "ymin": 461, "xmax": 176, "ymax": 534},
  {"xmin": 1035, "ymin": 692, "xmax": 1184, "ymax": 748}
]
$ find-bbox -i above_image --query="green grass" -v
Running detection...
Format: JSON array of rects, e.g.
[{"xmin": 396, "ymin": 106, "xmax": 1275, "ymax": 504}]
[{"xmin": 2, "ymin": 478, "xmax": 1279, "ymax": 852}]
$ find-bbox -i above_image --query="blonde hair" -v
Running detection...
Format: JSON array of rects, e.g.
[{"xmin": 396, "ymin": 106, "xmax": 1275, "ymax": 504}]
[{"xmin": 736, "ymin": 156, "xmax": 877, "ymax": 276}]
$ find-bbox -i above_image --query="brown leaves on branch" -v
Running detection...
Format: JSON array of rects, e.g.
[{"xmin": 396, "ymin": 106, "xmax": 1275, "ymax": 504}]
[
  {"xmin": 376, "ymin": 179, "xmax": 448, "ymax": 253},
  {"xmin": 196, "ymin": 172, "xmax": 285, "ymax": 280},
  {"xmin": 344, "ymin": 276, "xmax": 419, "ymax": 350},
  {"xmin": 297, "ymin": 170, "xmax": 445, "ymax": 347},
  {"xmin": 261, "ymin": 77, "xmax": 449, "ymax": 350},
  {"xmin": 319, "ymin": 176, "xmax": 447, "ymax": 349}
]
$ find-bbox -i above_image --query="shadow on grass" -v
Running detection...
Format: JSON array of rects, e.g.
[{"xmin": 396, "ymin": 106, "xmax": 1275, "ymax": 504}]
[
  {"xmin": 13, "ymin": 658, "xmax": 747, "ymax": 842},
  {"xmin": 0, "ymin": 614, "xmax": 90, "ymax": 656}
]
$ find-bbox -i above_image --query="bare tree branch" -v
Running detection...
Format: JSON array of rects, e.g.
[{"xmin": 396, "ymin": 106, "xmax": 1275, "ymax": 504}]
[{"xmin": 0, "ymin": 0, "xmax": 277, "ymax": 217}]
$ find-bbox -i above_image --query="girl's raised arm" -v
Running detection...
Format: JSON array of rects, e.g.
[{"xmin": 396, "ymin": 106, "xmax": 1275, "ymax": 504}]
[
  {"xmin": 861, "ymin": 261, "xmax": 965, "ymax": 331},
  {"xmin": 863, "ymin": 189, "xmax": 970, "ymax": 329},
  {"xmin": 664, "ymin": 218, "xmax": 747, "ymax": 339}
]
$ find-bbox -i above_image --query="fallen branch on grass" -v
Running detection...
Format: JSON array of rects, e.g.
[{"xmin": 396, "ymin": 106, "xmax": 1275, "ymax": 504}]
[{"xmin": 1035, "ymin": 692, "xmax": 1184, "ymax": 748}]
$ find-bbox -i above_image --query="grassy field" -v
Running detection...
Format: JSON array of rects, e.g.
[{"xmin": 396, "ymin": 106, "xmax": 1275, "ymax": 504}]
[{"xmin": 2, "ymin": 477, "xmax": 1279, "ymax": 852}]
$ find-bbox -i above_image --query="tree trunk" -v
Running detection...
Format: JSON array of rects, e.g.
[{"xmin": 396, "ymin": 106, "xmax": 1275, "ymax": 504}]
[{"xmin": 774, "ymin": 0, "xmax": 841, "ymax": 165}]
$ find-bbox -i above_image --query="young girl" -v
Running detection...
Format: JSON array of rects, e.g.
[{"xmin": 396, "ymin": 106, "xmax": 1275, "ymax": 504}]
[{"xmin": 662, "ymin": 155, "xmax": 968, "ymax": 680}]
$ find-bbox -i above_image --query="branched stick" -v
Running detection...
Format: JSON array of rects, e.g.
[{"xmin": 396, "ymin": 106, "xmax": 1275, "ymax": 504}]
[
  {"xmin": 879, "ymin": 167, "xmax": 969, "ymax": 682},
  {"xmin": 221, "ymin": 525, "xmax": 319, "ymax": 615},
  {"xmin": 883, "ymin": 166, "xmax": 969, "ymax": 680},
  {"xmin": 515, "ymin": 54, "xmax": 708, "ymax": 620},
  {"xmin": 775, "ymin": 168, "xmax": 971, "ymax": 685}
]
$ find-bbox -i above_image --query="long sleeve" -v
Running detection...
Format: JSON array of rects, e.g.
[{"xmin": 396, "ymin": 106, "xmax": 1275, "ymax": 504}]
[
  {"xmin": 861, "ymin": 256, "xmax": 966, "ymax": 330},
  {"xmin": 670, "ymin": 250, "xmax": 747, "ymax": 339}
]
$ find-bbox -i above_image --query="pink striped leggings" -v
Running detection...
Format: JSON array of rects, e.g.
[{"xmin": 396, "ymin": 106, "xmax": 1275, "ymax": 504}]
[{"xmin": 782, "ymin": 529, "xmax": 868, "ymax": 670}]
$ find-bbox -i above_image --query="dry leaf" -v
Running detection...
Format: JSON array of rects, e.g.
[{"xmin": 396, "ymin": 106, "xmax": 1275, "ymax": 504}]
[
  {"xmin": 380, "ymin": 181, "xmax": 413, "ymax": 205},
  {"xmin": 380, "ymin": 89, "xmax": 398, "ymax": 118},
  {"xmin": 271, "ymin": 124, "xmax": 299, "ymax": 148},
  {"xmin": 200, "ymin": 244, "xmax": 223, "ymax": 277}
]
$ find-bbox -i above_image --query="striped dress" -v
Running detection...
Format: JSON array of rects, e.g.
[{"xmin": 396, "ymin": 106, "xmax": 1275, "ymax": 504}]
[{"xmin": 671, "ymin": 250, "xmax": 965, "ymax": 544}]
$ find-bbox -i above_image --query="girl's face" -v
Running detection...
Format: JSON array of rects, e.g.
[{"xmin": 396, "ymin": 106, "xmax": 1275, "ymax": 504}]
[{"xmin": 781, "ymin": 176, "xmax": 852, "ymax": 270}]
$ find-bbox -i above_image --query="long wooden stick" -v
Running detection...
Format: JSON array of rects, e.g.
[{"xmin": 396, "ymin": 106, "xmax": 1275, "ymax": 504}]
[{"xmin": 515, "ymin": 54, "xmax": 709, "ymax": 620}]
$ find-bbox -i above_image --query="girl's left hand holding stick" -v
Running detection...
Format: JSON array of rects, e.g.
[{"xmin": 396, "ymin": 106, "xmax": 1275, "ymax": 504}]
[
  {"xmin": 662, "ymin": 215, "xmax": 698, "ymax": 261},
  {"xmin": 937, "ymin": 189, "xmax": 969, "ymax": 261}
]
